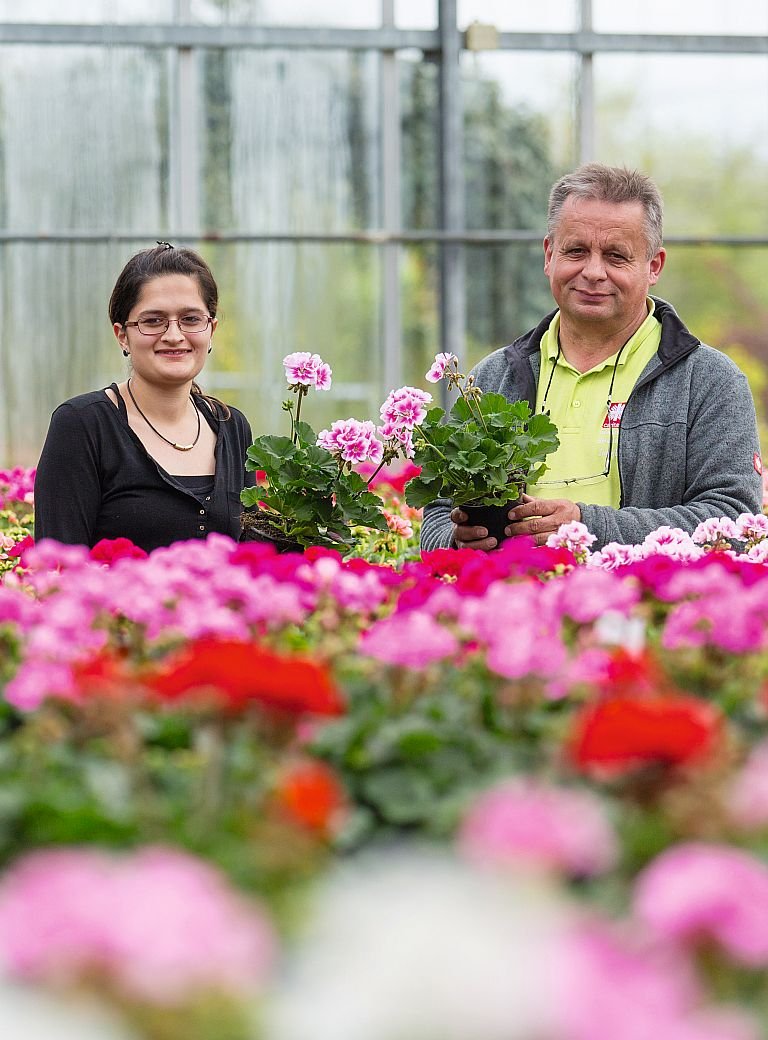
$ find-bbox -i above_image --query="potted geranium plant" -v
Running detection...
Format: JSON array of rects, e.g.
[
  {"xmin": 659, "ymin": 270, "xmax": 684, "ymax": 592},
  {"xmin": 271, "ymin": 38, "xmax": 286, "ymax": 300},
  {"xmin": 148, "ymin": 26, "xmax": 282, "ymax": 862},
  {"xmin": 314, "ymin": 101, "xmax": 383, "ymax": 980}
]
[
  {"xmin": 241, "ymin": 353, "xmax": 427, "ymax": 553},
  {"xmin": 403, "ymin": 353, "xmax": 560, "ymax": 543}
]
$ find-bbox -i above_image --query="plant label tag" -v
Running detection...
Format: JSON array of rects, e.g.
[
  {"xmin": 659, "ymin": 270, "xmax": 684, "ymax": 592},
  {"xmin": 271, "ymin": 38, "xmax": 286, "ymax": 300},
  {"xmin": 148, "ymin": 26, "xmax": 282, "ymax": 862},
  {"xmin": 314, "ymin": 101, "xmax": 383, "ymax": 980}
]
[{"xmin": 602, "ymin": 402, "xmax": 626, "ymax": 429}]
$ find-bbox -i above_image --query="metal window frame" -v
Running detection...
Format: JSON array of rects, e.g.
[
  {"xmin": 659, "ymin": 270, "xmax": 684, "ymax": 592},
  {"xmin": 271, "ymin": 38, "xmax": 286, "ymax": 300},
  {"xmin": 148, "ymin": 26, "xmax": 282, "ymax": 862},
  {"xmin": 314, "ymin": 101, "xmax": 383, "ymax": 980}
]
[{"xmin": 2, "ymin": 9, "xmax": 768, "ymax": 383}]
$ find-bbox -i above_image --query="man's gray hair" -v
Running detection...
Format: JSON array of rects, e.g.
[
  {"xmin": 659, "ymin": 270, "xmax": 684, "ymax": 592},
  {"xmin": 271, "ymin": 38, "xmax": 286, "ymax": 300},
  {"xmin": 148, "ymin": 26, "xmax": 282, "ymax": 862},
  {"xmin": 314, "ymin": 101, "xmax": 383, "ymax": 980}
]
[{"xmin": 547, "ymin": 163, "xmax": 664, "ymax": 258}]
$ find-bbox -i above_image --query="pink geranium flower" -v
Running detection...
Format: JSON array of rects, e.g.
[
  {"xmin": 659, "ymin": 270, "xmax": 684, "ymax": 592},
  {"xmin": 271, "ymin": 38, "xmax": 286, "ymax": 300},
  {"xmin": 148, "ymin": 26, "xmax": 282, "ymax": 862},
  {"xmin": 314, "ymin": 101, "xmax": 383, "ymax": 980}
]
[
  {"xmin": 692, "ymin": 517, "xmax": 740, "ymax": 546},
  {"xmin": 379, "ymin": 386, "xmax": 432, "ymax": 435},
  {"xmin": 425, "ymin": 352, "xmax": 458, "ymax": 383},
  {"xmin": 634, "ymin": 842, "xmax": 768, "ymax": 966},
  {"xmin": 317, "ymin": 419, "xmax": 384, "ymax": 465},
  {"xmin": 459, "ymin": 779, "xmax": 617, "ymax": 877},
  {"xmin": 282, "ymin": 351, "xmax": 332, "ymax": 390},
  {"xmin": 546, "ymin": 521, "xmax": 596, "ymax": 561}
]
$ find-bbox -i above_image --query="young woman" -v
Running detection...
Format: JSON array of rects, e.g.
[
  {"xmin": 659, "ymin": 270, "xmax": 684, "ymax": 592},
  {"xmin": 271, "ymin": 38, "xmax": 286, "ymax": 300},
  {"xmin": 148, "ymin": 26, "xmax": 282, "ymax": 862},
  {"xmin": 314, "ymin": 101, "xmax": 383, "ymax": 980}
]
[{"xmin": 34, "ymin": 243, "xmax": 255, "ymax": 552}]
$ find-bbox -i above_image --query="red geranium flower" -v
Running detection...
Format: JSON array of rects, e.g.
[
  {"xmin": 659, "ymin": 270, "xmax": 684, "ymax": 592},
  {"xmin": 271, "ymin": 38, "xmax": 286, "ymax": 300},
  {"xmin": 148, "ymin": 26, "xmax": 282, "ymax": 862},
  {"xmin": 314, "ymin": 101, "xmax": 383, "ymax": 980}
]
[
  {"xmin": 143, "ymin": 637, "xmax": 345, "ymax": 716},
  {"xmin": 90, "ymin": 538, "xmax": 148, "ymax": 564},
  {"xmin": 570, "ymin": 694, "xmax": 722, "ymax": 776},
  {"xmin": 273, "ymin": 759, "xmax": 347, "ymax": 834}
]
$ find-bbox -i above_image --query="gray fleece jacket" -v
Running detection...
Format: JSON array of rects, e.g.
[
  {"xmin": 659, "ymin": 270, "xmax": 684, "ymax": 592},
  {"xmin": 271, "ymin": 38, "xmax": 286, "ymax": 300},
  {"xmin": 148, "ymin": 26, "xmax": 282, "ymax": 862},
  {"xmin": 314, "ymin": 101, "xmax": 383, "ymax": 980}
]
[{"xmin": 421, "ymin": 298, "xmax": 763, "ymax": 551}]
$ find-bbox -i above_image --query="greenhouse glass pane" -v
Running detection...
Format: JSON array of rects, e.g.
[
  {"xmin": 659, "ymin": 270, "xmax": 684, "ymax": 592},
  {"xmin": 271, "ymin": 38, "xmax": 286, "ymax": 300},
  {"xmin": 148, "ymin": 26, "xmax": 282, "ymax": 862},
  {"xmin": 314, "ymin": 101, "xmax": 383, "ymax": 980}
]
[
  {"xmin": 594, "ymin": 54, "xmax": 768, "ymax": 236},
  {"xmin": 190, "ymin": 0, "xmax": 380, "ymax": 28},
  {"xmin": 395, "ymin": 0, "xmax": 437, "ymax": 29},
  {"xmin": 401, "ymin": 245, "xmax": 440, "ymax": 388},
  {"xmin": 461, "ymin": 52, "xmax": 579, "ymax": 231},
  {"xmin": 201, "ymin": 50, "xmax": 381, "ymax": 232},
  {"xmin": 0, "ymin": 45, "xmax": 168, "ymax": 233},
  {"xmin": 593, "ymin": 0, "xmax": 768, "ymax": 35},
  {"xmin": 200, "ymin": 243, "xmax": 384, "ymax": 438},
  {"xmin": 400, "ymin": 56, "xmax": 439, "ymax": 231},
  {"xmin": 459, "ymin": 0, "xmax": 577, "ymax": 32},
  {"xmin": 464, "ymin": 244, "xmax": 553, "ymax": 367},
  {"xmin": 1, "ymin": 241, "xmax": 144, "ymax": 466},
  {"xmin": 0, "ymin": 0, "xmax": 173, "ymax": 21},
  {"xmin": 3, "ymin": 241, "xmax": 384, "ymax": 466}
]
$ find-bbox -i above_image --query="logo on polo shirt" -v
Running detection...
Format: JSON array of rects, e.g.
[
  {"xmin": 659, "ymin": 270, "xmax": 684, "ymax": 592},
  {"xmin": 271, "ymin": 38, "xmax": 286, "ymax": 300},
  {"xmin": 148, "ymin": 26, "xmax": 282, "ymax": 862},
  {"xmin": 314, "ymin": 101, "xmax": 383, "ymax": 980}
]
[{"xmin": 602, "ymin": 402, "xmax": 627, "ymax": 429}]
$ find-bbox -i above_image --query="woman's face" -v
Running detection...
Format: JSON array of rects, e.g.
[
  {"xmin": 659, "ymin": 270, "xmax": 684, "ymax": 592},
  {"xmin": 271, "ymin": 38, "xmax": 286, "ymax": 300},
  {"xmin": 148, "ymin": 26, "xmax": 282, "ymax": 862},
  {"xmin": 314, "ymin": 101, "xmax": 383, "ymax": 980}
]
[{"xmin": 114, "ymin": 273, "xmax": 217, "ymax": 388}]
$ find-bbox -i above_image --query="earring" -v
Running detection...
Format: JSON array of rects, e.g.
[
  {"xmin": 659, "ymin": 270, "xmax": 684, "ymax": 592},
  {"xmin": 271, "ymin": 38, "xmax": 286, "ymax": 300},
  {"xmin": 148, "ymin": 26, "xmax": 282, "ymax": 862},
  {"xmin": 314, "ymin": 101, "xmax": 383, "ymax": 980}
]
[
  {"xmin": 208, "ymin": 346, "xmax": 213, "ymax": 354},
  {"xmin": 122, "ymin": 349, "xmax": 129, "ymax": 357}
]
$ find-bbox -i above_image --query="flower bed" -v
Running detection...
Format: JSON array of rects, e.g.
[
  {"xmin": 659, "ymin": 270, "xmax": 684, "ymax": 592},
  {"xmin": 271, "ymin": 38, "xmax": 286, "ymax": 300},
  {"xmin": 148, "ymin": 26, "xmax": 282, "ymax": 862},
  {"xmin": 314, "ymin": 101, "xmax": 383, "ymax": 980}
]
[{"xmin": 3, "ymin": 489, "xmax": 768, "ymax": 1035}]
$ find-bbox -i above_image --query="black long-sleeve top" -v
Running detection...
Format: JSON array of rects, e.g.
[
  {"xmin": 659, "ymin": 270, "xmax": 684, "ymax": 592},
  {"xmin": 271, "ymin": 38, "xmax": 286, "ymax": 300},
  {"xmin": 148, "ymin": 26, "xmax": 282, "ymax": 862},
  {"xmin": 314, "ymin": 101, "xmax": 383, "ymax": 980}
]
[{"xmin": 34, "ymin": 384, "xmax": 255, "ymax": 552}]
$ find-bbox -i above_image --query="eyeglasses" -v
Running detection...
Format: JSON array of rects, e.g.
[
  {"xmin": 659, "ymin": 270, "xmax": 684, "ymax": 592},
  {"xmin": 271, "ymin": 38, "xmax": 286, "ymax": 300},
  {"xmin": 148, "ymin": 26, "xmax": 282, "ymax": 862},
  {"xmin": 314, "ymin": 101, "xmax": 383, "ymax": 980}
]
[
  {"xmin": 535, "ymin": 338, "xmax": 624, "ymax": 488},
  {"xmin": 532, "ymin": 441, "xmax": 612, "ymax": 488},
  {"xmin": 124, "ymin": 315, "xmax": 212, "ymax": 336}
]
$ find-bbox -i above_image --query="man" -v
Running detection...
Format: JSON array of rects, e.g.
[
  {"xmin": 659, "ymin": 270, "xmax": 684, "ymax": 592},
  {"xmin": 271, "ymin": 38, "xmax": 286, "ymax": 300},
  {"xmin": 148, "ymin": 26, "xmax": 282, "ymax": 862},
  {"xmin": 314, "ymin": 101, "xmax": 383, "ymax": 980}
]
[{"xmin": 420, "ymin": 163, "xmax": 763, "ymax": 552}]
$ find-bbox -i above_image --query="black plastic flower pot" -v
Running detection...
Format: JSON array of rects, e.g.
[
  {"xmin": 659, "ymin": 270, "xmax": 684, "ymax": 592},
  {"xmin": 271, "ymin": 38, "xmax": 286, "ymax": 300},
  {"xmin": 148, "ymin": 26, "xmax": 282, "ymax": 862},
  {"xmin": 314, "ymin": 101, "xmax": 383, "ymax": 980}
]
[{"xmin": 463, "ymin": 496, "xmax": 523, "ymax": 545}]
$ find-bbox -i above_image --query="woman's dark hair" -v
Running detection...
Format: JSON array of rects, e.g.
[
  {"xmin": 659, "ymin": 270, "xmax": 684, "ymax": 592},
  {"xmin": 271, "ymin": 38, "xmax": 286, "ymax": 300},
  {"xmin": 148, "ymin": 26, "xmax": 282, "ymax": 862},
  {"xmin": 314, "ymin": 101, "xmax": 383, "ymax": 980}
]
[
  {"xmin": 108, "ymin": 242, "xmax": 218, "ymax": 326},
  {"xmin": 109, "ymin": 242, "xmax": 229, "ymax": 418}
]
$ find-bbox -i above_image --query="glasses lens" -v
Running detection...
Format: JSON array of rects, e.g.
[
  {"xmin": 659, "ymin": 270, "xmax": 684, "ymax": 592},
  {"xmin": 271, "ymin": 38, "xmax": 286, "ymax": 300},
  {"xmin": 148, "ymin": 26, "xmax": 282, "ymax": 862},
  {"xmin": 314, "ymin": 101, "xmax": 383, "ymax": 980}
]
[
  {"xmin": 179, "ymin": 315, "xmax": 209, "ymax": 332},
  {"xmin": 137, "ymin": 317, "xmax": 168, "ymax": 334}
]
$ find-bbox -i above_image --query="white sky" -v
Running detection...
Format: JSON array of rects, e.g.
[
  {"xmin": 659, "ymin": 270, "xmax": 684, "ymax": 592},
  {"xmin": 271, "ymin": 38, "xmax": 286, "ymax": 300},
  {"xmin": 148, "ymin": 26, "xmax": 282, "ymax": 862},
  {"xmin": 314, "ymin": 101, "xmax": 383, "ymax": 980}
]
[{"xmin": 4, "ymin": 0, "xmax": 768, "ymax": 31}]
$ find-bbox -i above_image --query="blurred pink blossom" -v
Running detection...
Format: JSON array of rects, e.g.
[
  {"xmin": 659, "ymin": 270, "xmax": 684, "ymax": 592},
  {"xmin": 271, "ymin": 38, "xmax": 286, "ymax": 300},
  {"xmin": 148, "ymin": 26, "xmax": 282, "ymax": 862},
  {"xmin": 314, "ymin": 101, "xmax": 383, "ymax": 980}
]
[
  {"xmin": 383, "ymin": 511, "xmax": 414, "ymax": 539},
  {"xmin": 282, "ymin": 351, "xmax": 332, "ymax": 390},
  {"xmin": 459, "ymin": 779, "xmax": 617, "ymax": 877},
  {"xmin": 728, "ymin": 740, "xmax": 768, "ymax": 830},
  {"xmin": 360, "ymin": 610, "xmax": 458, "ymax": 668},
  {"xmin": 546, "ymin": 521, "xmax": 596, "ymax": 560},
  {"xmin": 634, "ymin": 843, "xmax": 768, "ymax": 966},
  {"xmin": 0, "ymin": 466, "xmax": 35, "ymax": 509},
  {"xmin": 0, "ymin": 846, "xmax": 275, "ymax": 1003},
  {"xmin": 557, "ymin": 918, "xmax": 759, "ymax": 1040}
]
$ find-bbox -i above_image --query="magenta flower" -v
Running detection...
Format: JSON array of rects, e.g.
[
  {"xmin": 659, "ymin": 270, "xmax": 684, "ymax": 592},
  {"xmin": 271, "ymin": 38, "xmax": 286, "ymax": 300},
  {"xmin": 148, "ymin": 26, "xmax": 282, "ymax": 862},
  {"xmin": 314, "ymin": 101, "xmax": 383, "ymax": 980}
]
[
  {"xmin": 634, "ymin": 842, "xmax": 768, "ymax": 966},
  {"xmin": 459, "ymin": 779, "xmax": 617, "ymax": 877},
  {"xmin": 282, "ymin": 351, "xmax": 332, "ymax": 391},
  {"xmin": 0, "ymin": 846, "xmax": 275, "ymax": 1003},
  {"xmin": 425, "ymin": 352, "xmax": 458, "ymax": 383},
  {"xmin": 317, "ymin": 419, "xmax": 384, "ymax": 465}
]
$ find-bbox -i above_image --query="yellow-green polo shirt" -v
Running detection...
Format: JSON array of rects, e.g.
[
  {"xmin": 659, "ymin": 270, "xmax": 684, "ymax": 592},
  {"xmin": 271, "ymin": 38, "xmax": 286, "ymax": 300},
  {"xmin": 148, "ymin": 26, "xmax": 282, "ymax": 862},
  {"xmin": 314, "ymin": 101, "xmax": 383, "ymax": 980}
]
[{"xmin": 527, "ymin": 301, "xmax": 661, "ymax": 507}]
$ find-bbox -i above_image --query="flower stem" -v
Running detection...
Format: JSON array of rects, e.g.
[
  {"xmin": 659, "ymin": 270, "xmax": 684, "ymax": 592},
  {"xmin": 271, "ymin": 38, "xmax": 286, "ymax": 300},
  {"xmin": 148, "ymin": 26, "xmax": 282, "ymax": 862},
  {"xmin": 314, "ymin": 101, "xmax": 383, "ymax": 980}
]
[{"xmin": 293, "ymin": 388, "xmax": 306, "ymax": 444}]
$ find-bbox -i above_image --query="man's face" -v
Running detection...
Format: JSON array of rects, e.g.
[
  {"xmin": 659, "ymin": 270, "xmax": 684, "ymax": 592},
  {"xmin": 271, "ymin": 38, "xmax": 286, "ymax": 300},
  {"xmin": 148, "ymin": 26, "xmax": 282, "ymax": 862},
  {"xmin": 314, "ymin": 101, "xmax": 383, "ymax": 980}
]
[{"xmin": 543, "ymin": 196, "xmax": 666, "ymax": 333}]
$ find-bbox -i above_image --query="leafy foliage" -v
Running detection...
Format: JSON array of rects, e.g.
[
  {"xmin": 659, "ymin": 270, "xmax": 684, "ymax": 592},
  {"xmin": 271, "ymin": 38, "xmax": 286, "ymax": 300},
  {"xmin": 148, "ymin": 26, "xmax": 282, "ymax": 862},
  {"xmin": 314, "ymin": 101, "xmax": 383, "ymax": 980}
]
[
  {"xmin": 242, "ymin": 419, "xmax": 387, "ymax": 550},
  {"xmin": 405, "ymin": 392, "xmax": 559, "ymax": 509}
]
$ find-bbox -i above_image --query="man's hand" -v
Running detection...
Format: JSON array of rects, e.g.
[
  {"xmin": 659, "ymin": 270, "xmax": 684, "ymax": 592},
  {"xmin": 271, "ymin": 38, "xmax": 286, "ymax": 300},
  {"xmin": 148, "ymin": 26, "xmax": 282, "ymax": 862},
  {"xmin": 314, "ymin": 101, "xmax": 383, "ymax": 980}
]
[
  {"xmin": 506, "ymin": 494, "xmax": 580, "ymax": 546},
  {"xmin": 450, "ymin": 507, "xmax": 503, "ymax": 551}
]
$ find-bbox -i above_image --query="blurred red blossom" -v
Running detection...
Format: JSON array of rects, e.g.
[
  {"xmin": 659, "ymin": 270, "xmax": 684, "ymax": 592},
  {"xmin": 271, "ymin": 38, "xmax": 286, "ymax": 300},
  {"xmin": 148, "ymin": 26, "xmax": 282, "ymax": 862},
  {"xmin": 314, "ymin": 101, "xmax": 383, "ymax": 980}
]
[
  {"xmin": 570, "ymin": 694, "xmax": 723, "ymax": 776},
  {"xmin": 89, "ymin": 537, "xmax": 148, "ymax": 564},
  {"xmin": 273, "ymin": 759, "xmax": 347, "ymax": 835},
  {"xmin": 143, "ymin": 637, "xmax": 345, "ymax": 716}
]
